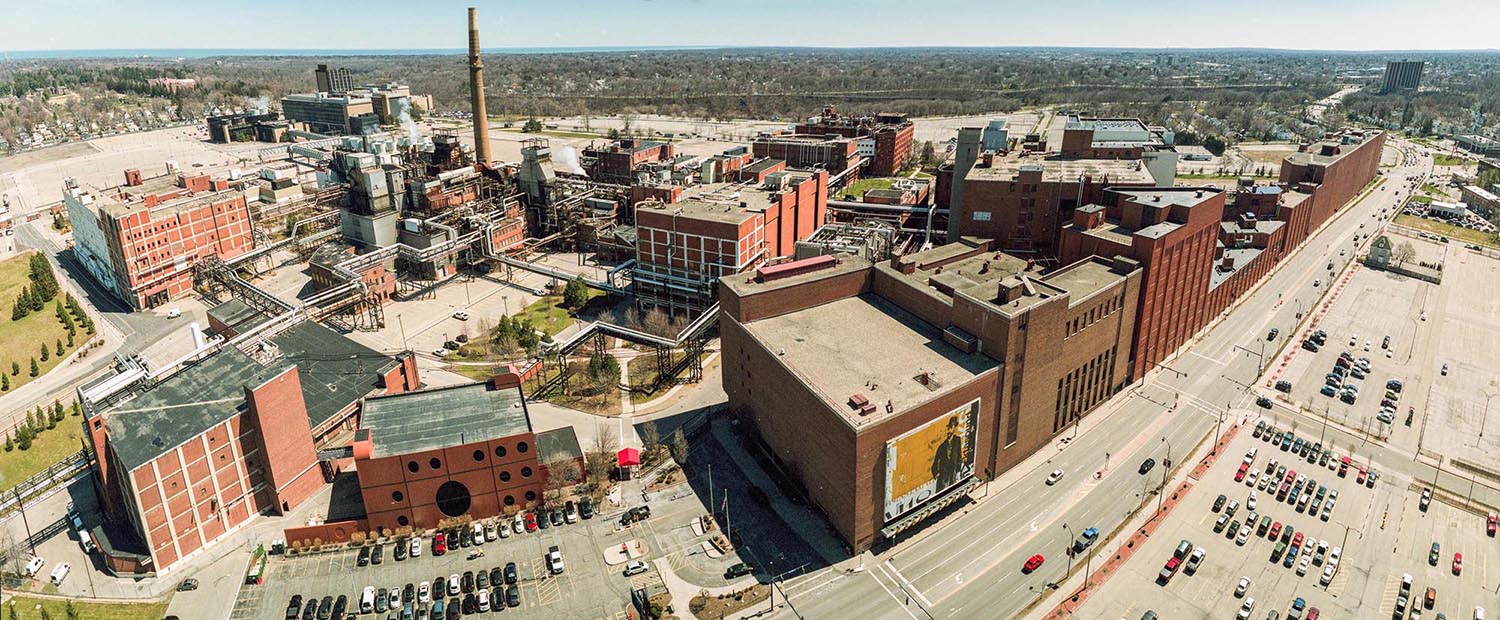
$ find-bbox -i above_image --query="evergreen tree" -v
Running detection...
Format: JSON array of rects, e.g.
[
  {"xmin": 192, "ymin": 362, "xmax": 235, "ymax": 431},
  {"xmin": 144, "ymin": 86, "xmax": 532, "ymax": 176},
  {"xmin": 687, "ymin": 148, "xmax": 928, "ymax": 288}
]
[
  {"xmin": 39, "ymin": 342, "xmax": 48, "ymax": 362},
  {"xmin": 29, "ymin": 357, "xmax": 38, "ymax": 376},
  {"xmin": 55, "ymin": 339, "xmax": 63, "ymax": 356},
  {"xmin": 66, "ymin": 331, "xmax": 74, "ymax": 347},
  {"xmin": 54, "ymin": 300, "xmax": 65, "ymax": 321},
  {"xmin": 10, "ymin": 361, "xmax": 18, "ymax": 376},
  {"xmin": 3, "ymin": 432, "xmax": 10, "ymax": 451},
  {"xmin": 15, "ymin": 425, "xmax": 32, "ymax": 450},
  {"xmin": 2, "ymin": 373, "xmax": 9, "ymax": 391}
]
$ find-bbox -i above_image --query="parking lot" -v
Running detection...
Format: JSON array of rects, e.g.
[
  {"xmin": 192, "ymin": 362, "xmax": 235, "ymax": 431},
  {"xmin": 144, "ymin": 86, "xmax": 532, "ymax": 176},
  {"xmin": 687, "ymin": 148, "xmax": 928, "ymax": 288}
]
[
  {"xmin": 1070, "ymin": 414, "xmax": 1497, "ymax": 620},
  {"xmin": 229, "ymin": 515, "xmax": 634, "ymax": 620}
]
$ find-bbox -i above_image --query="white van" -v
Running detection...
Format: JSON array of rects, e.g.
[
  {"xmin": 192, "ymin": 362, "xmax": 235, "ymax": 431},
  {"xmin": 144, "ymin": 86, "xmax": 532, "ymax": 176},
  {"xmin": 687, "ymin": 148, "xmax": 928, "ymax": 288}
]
[
  {"xmin": 361, "ymin": 585, "xmax": 376, "ymax": 613},
  {"xmin": 23, "ymin": 556, "xmax": 44, "ymax": 577},
  {"xmin": 49, "ymin": 562, "xmax": 70, "ymax": 585},
  {"xmin": 78, "ymin": 530, "xmax": 96, "ymax": 553}
]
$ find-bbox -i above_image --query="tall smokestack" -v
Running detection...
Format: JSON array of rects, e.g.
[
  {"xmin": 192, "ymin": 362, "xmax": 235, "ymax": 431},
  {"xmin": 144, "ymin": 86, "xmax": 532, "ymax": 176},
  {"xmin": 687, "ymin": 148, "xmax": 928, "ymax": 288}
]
[{"xmin": 468, "ymin": 7, "xmax": 492, "ymax": 165}]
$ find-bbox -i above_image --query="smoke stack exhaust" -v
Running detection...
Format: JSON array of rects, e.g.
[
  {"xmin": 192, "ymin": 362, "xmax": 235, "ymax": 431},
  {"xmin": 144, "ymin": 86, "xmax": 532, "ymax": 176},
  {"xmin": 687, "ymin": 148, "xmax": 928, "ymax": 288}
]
[{"xmin": 468, "ymin": 7, "xmax": 491, "ymax": 165}]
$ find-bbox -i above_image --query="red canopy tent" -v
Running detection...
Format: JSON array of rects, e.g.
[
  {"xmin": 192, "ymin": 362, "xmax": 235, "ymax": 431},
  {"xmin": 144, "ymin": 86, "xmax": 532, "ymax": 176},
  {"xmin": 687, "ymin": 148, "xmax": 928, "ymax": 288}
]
[{"xmin": 617, "ymin": 447, "xmax": 641, "ymax": 467}]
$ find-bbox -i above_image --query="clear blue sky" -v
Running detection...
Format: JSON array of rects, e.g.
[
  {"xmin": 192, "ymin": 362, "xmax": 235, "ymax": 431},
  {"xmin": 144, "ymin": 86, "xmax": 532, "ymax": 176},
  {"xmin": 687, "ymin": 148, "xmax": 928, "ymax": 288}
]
[{"xmin": 2, "ymin": 0, "xmax": 1496, "ymax": 52}]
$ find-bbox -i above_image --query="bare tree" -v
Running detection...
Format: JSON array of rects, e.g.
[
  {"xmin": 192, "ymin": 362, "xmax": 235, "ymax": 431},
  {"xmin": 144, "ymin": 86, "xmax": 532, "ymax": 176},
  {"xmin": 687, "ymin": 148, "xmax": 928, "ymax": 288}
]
[
  {"xmin": 544, "ymin": 458, "xmax": 582, "ymax": 508},
  {"xmin": 585, "ymin": 423, "xmax": 620, "ymax": 484},
  {"xmin": 0, "ymin": 528, "xmax": 25, "ymax": 577},
  {"xmin": 669, "ymin": 428, "xmax": 690, "ymax": 465},
  {"xmin": 1393, "ymin": 241, "xmax": 1417, "ymax": 268},
  {"xmin": 639, "ymin": 420, "xmax": 660, "ymax": 453},
  {"xmin": 642, "ymin": 308, "xmax": 672, "ymax": 337}
]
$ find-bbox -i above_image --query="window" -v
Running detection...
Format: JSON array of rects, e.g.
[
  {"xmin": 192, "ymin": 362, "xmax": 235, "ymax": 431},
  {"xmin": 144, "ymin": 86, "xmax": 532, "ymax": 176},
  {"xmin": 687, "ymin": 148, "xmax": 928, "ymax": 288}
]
[
  {"xmin": 429, "ymin": 457, "xmax": 442, "ymax": 470},
  {"xmin": 504, "ymin": 495, "xmax": 515, "ymax": 506},
  {"xmin": 435, "ymin": 481, "xmax": 472, "ymax": 518},
  {"xmin": 473, "ymin": 449, "xmax": 485, "ymax": 462},
  {"xmin": 392, "ymin": 491, "xmax": 404, "ymax": 502},
  {"xmin": 494, "ymin": 445, "xmax": 507, "ymax": 458},
  {"xmin": 521, "ymin": 467, "xmax": 533, "ymax": 478},
  {"xmin": 524, "ymin": 490, "xmax": 537, "ymax": 502},
  {"xmin": 499, "ymin": 471, "xmax": 511, "ymax": 483},
  {"xmin": 517, "ymin": 442, "xmax": 529, "ymax": 453}
]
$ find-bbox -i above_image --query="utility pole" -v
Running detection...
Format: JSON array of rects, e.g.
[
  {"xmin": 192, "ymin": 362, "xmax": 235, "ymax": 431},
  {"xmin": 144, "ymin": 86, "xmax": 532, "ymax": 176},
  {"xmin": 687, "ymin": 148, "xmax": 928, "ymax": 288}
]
[
  {"xmin": 397, "ymin": 314, "xmax": 409, "ymax": 351},
  {"xmin": 1158, "ymin": 437, "xmax": 1172, "ymax": 514},
  {"xmin": 13, "ymin": 488, "xmax": 33, "ymax": 554}
]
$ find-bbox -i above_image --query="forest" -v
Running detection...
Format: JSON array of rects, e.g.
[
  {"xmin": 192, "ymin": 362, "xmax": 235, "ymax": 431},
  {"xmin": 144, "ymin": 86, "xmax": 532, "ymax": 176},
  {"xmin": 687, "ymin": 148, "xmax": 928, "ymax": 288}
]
[{"xmin": 3, "ymin": 48, "xmax": 1499, "ymax": 154}]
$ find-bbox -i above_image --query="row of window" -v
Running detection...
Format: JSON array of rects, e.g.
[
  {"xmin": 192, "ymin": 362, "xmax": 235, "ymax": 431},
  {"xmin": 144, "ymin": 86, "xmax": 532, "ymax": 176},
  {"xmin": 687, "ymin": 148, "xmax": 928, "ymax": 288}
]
[
  {"xmin": 1065, "ymin": 292, "xmax": 1127, "ymax": 339},
  {"xmin": 1052, "ymin": 346, "xmax": 1118, "ymax": 433},
  {"xmin": 402, "ymin": 442, "xmax": 530, "ymax": 474}
]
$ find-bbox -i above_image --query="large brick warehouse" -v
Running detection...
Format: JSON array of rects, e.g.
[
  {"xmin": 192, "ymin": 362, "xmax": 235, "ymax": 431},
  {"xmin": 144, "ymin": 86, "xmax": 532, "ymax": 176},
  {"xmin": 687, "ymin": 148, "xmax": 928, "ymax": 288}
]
[{"xmin": 720, "ymin": 242, "xmax": 1141, "ymax": 551}]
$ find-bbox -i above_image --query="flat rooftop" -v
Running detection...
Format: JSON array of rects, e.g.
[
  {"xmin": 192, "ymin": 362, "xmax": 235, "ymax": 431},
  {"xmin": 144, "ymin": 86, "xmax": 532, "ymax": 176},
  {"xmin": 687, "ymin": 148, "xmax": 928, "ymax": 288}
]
[
  {"xmin": 967, "ymin": 156, "xmax": 1157, "ymax": 184},
  {"xmin": 1114, "ymin": 188, "xmax": 1220, "ymax": 210},
  {"xmin": 102, "ymin": 321, "xmax": 397, "ymax": 471},
  {"xmin": 746, "ymin": 294, "xmax": 995, "ymax": 425},
  {"xmin": 1210, "ymin": 247, "xmax": 1265, "ymax": 290},
  {"xmin": 361, "ymin": 380, "xmax": 529, "ymax": 458}
]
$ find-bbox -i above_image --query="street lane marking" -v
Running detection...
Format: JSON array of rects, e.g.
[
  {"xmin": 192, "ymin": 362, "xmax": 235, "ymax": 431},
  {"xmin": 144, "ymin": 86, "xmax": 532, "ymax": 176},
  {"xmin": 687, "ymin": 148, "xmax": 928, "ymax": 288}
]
[
  {"xmin": 883, "ymin": 561, "xmax": 932, "ymax": 608},
  {"xmin": 866, "ymin": 564, "xmax": 921, "ymax": 620}
]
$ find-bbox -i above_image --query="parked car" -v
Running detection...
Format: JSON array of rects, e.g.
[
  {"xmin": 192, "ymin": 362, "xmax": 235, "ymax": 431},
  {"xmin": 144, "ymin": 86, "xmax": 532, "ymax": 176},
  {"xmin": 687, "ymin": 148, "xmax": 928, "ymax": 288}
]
[
  {"xmin": 624, "ymin": 560, "xmax": 651, "ymax": 576},
  {"xmin": 725, "ymin": 562, "xmax": 754, "ymax": 579}
]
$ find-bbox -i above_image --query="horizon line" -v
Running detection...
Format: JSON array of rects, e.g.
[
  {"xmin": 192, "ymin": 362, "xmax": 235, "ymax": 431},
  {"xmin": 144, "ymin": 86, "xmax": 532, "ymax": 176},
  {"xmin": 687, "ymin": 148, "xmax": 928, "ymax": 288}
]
[{"xmin": 3, "ymin": 45, "xmax": 1500, "ymax": 58}]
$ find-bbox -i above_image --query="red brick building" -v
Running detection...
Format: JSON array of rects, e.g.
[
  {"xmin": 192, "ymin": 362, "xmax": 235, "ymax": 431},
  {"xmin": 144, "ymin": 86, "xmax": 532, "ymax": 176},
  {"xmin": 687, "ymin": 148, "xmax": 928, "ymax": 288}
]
[
  {"xmin": 794, "ymin": 106, "xmax": 915, "ymax": 176},
  {"xmin": 583, "ymin": 138, "xmax": 676, "ymax": 184},
  {"xmin": 351, "ymin": 372, "xmax": 582, "ymax": 533},
  {"xmin": 65, "ymin": 171, "xmax": 255, "ymax": 310},
  {"xmin": 752, "ymin": 134, "xmax": 861, "ymax": 183},
  {"xmin": 720, "ymin": 241, "xmax": 1140, "ymax": 550},
  {"xmin": 1059, "ymin": 187, "xmax": 1225, "ymax": 380},
  {"xmin": 634, "ymin": 169, "xmax": 829, "ymax": 314},
  {"xmin": 82, "ymin": 321, "xmax": 417, "ymax": 575},
  {"xmin": 1280, "ymin": 129, "xmax": 1387, "ymax": 233}
]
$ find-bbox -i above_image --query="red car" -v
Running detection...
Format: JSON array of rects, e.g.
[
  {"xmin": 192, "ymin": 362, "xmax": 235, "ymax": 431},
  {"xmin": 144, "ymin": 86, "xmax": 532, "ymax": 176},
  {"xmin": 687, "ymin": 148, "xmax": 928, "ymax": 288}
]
[
  {"xmin": 1488, "ymin": 513, "xmax": 1497, "ymax": 537},
  {"xmin": 1292, "ymin": 532, "xmax": 1304, "ymax": 548},
  {"xmin": 1235, "ymin": 463, "xmax": 1249, "ymax": 482},
  {"xmin": 433, "ymin": 532, "xmax": 447, "ymax": 556},
  {"xmin": 1357, "ymin": 467, "xmax": 1368, "ymax": 484},
  {"xmin": 1307, "ymin": 608, "xmax": 1320, "ymax": 620},
  {"xmin": 524, "ymin": 513, "xmax": 538, "ymax": 532},
  {"xmin": 1453, "ymin": 552, "xmax": 1463, "ymax": 575},
  {"xmin": 1268, "ymin": 522, "xmax": 1282, "ymax": 540},
  {"xmin": 1023, "ymin": 554, "xmax": 1045, "ymax": 574}
]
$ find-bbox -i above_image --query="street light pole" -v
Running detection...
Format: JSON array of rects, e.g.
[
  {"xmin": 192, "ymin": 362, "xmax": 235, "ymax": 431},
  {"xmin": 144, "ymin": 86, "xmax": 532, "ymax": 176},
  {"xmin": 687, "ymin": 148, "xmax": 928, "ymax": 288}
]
[
  {"xmin": 1158, "ymin": 437, "xmax": 1172, "ymax": 514},
  {"xmin": 1062, "ymin": 523, "xmax": 1074, "ymax": 575}
]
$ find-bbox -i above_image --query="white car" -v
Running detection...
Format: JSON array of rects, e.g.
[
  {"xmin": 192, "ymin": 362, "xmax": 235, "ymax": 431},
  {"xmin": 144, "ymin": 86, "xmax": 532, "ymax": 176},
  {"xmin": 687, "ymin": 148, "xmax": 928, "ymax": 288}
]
[
  {"xmin": 1296, "ymin": 554, "xmax": 1311, "ymax": 575},
  {"xmin": 1236, "ymin": 525, "xmax": 1251, "ymax": 545},
  {"xmin": 418, "ymin": 581, "xmax": 431, "ymax": 604},
  {"xmin": 166, "ymin": 308, "xmax": 182, "ymax": 319},
  {"xmin": 453, "ymin": 311, "xmax": 470, "ymax": 321},
  {"xmin": 432, "ymin": 348, "xmax": 450, "ymax": 357},
  {"xmin": 1238, "ymin": 597, "xmax": 1256, "ymax": 620},
  {"xmin": 623, "ymin": 560, "xmax": 651, "ymax": 576},
  {"xmin": 1046, "ymin": 469, "xmax": 1064, "ymax": 485},
  {"xmin": 485, "ymin": 521, "xmax": 497, "ymax": 542},
  {"xmin": 471, "ymin": 522, "xmax": 485, "ymax": 546},
  {"xmin": 23, "ymin": 556, "xmax": 43, "ymax": 577},
  {"xmin": 1247, "ymin": 491, "xmax": 1258, "ymax": 511},
  {"xmin": 1320, "ymin": 564, "xmax": 1336, "ymax": 586},
  {"xmin": 477, "ymin": 589, "xmax": 490, "ymax": 612},
  {"xmin": 1328, "ymin": 546, "xmax": 1342, "ymax": 567},
  {"xmin": 448, "ymin": 573, "xmax": 460, "ymax": 596},
  {"xmin": 410, "ymin": 536, "xmax": 422, "ymax": 558},
  {"xmin": 1235, "ymin": 576, "xmax": 1251, "ymax": 597},
  {"xmin": 388, "ymin": 586, "xmax": 400, "ymax": 607},
  {"xmin": 513, "ymin": 513, "xmax": 526, "ymax": 534},
  {"xmin": 1246, "ymin": 471, "xmax": 1259, "ymax": 488}
]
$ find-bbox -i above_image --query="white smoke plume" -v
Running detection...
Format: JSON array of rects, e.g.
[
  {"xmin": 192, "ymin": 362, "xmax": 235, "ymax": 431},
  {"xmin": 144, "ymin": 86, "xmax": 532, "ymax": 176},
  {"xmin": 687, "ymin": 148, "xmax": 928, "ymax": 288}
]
[
  {"xmin": 554, "ymin": 145, "xmax": 587, "ymax": 176},
  {"xmin": 247, "ymin": 96, "xmax": 270, "ymax": 115},
  {"xmin": 398, "ymin": 98, "xmax": 422, "ymax": 141}
]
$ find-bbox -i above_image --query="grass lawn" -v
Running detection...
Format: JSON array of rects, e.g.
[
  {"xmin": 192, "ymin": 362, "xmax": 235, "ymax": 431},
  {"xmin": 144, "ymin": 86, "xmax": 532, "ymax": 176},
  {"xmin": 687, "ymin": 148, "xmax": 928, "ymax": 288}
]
[
  {"xmin": 1420, "ymin": 183, "xmax": 1447, "ymax": 196},
  {"xmin": 838, "ymin": 176, "xmax": 896, "ymax": 200},
  {"xmin": 1433, "ymin": 153, "xmax": 1469, "ymax": 166},
  {"xmin": 0, "ymin": 252, "xmax": 94, "ymax": 394},
  {"xmin": 0, "ymin": 413, "xmax": 83, "ymax": 491},
  {"xmin": 1407, "ymin": 194, "xmax": 1433, "ymax": 205},
  {"xmin": 513, "ymin": 290, "xmax": 604, "ymax": 337},
  {"xmin": 3, "ymin": 595, "xmax": 169, "ymax": 620},
  {"xmin": 1395, "ymin": 214, "xmax": 1499, "ymax": 248}
]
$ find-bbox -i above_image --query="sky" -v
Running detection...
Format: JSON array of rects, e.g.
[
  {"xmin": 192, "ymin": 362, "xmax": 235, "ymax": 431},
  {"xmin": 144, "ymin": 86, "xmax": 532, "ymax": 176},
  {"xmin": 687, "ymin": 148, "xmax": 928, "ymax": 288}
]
[{"xmin": 2, "ymin": 0, "xmax": 1498, "ymax": 53}]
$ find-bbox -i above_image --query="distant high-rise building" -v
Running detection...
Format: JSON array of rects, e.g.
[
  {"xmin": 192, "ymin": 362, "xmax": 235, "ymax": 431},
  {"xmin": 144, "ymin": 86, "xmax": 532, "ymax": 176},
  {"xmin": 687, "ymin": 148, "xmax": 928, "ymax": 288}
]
[
  {"xmin": 315, "ymin": 63, "xmax": 354, "ymax": 93},
  {"xmin": 1382, "ymin": 60, "xmax": 1425, "ymax": 94}
]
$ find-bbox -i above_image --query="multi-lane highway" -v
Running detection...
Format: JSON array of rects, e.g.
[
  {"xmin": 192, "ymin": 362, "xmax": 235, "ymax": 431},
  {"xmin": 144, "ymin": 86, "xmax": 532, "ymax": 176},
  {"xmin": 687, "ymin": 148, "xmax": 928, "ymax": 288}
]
[{"xmin": 767, "ymin": 140, "xmax": 1435, "ymax": 620}]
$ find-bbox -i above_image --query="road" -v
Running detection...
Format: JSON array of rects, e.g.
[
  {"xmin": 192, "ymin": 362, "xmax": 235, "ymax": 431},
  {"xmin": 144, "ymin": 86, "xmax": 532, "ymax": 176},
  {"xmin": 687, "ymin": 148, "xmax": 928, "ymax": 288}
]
[
  {"xmin": 0, "ymin": 223, "xmax": 176, "ymax": 435},
  {"xmin": 762, "ymin": 139, "xmax": 1432, "ymax": 620}
]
